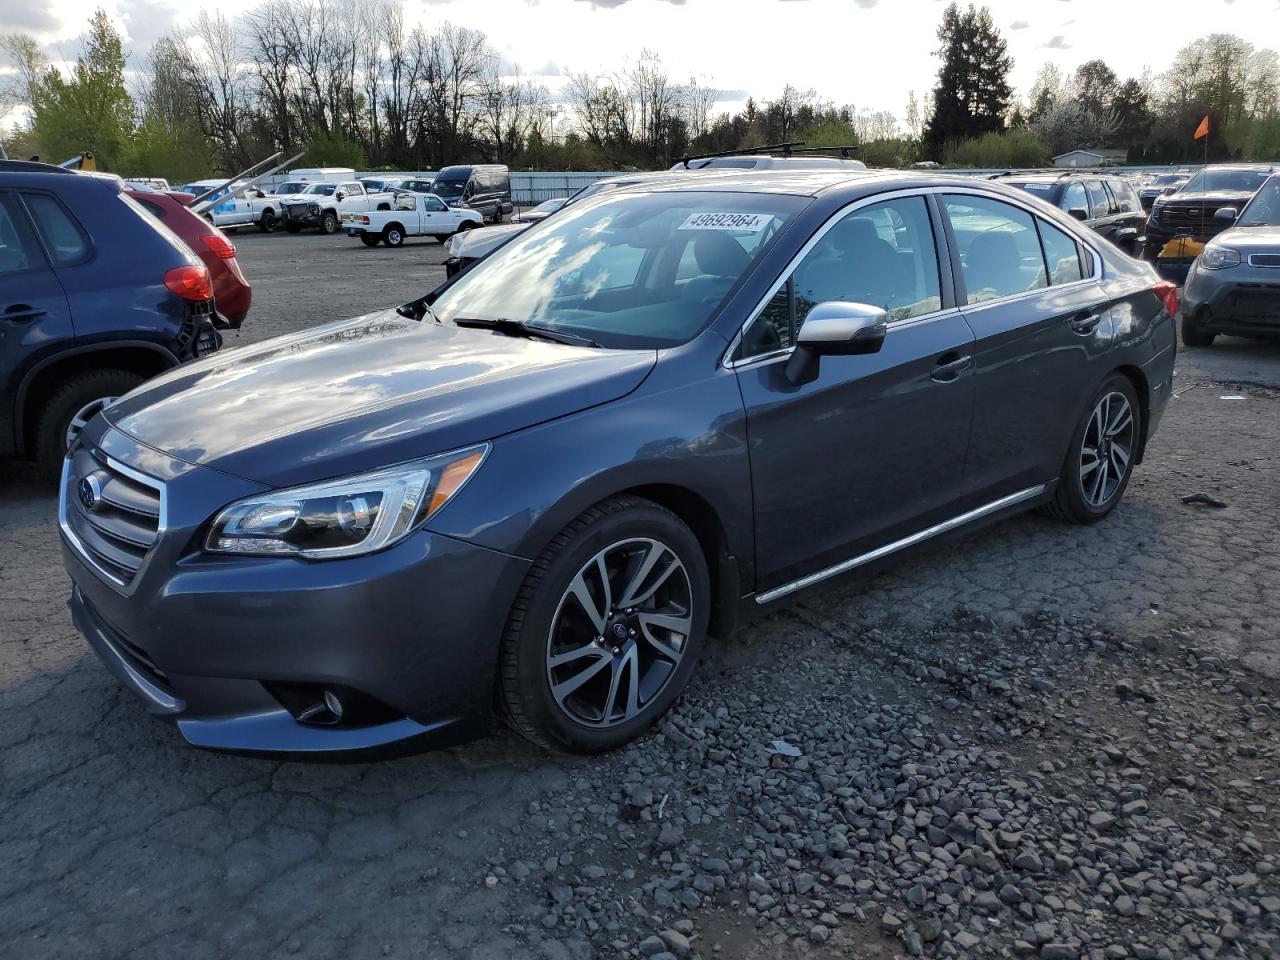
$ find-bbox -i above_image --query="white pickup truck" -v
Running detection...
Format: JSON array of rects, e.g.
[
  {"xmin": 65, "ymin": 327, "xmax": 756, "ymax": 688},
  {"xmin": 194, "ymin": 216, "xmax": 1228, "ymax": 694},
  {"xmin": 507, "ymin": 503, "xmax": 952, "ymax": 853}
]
[
  {"xmin": 280, "ymin": 179, "xmax": 396, "ymax": 234},
  {"xmin": 184, "ymin": 180, "xmax": 283, "ymax": 232},
  {"xmin": 343, "ymin": 192, "xmax": 485, "ymax": 247}
]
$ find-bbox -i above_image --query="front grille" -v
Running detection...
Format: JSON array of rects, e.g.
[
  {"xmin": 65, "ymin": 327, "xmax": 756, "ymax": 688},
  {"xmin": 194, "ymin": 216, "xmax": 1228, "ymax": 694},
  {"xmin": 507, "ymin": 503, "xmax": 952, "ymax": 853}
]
[
  {"xmin": 62, "ymin": 447, "xmax": 164, "ymax": 589},
  {"xmin": 1228, "ymin": 283, "xmax": 1280, "ymax": 321},
  {"xmin": 1152, "ymin": 203, "xmax": 1222, "ymax": 238},
  {"xmin": 1248, "ymin": 254, "xmax": 1280, "ymax": 268}
]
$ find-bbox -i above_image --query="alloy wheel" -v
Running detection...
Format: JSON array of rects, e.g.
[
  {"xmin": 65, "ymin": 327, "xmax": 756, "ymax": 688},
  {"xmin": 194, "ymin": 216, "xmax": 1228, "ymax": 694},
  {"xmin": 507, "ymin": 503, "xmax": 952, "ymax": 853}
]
[
  {"xmin": 65, "ymin": 396, "xmax": 117, "ymax": 449},
  {"xmin": 1079, "ymin": 391, "xmax": 1134, "ymax": 508},
  {"xmin": 546, "ymin": 538, "xmax": 693, "ymax": 728}
]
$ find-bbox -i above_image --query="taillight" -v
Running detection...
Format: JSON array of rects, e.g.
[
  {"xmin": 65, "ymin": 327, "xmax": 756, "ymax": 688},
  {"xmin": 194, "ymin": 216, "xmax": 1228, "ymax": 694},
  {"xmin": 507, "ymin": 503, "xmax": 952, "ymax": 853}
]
[
  {"xmin": 1153, "ymin": 280, "xmax": 1178, "ymax": 318},
  {"xmin": 201, "ymin": 234, "xmax": 236, "ymax": 259},
  {"xmin": 165, "ymin": 264, "xmax": 213, "ymax": 301}
]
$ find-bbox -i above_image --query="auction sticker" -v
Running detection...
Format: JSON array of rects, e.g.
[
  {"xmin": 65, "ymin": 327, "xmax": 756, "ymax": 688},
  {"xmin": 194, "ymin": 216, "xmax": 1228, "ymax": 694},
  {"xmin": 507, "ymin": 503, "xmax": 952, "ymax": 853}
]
[{"xmin": 678, "ymin": 212, "xmax": 772, "ymax": 232}]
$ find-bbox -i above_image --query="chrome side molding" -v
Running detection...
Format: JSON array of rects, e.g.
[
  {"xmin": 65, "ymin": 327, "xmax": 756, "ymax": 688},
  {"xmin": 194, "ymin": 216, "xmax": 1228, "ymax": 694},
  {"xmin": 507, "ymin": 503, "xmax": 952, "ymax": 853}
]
[{"xmin": 755, "ymin": 484, "xmax": 1048, "ymax": 605}]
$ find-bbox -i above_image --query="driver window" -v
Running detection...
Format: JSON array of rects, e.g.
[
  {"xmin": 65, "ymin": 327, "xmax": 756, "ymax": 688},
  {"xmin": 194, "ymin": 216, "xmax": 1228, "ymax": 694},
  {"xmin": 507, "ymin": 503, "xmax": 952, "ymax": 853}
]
[
  {"xmin": 735, "ymin": 195, "xmax": 941, "ymax": 361},
  {"xmin": 424, "ymin": 196, "xmax": 446, "ymax": 212}
]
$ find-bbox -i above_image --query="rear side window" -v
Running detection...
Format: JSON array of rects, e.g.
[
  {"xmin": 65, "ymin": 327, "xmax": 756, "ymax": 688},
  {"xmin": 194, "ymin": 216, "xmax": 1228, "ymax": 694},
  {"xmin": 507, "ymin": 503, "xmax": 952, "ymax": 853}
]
[
  {"xmin": 133, "ymin": 196, "xmax": 168, "ymax": 220},
  {"xmin": 23, "ymin": 193, "xmax": 90, "ymax": 265},
  {"xmin": 0, "ymin": 193, "xmax": 41, "ymax": 274},
  {"xmin": 1037, "ymin": 219, "xmax": 1084, "ymax": 286},
  {"xmin": 1085, "ymin": 181, "xmax": 1111, "ymax": 218},
  {"xmin": 943, "ymin": 195, "xmax": 1047, "ymax": 304},
  {"xmin": 1108, "ymin": 180, "xmax": 1139, "ymax": 214}
]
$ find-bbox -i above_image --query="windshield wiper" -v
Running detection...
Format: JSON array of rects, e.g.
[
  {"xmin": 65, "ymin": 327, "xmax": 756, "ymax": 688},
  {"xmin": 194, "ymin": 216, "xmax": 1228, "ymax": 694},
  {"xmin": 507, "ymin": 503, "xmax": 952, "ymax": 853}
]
[{"xmin": 454, "ymin": 317, "xmax": 601, "ymax": 348}]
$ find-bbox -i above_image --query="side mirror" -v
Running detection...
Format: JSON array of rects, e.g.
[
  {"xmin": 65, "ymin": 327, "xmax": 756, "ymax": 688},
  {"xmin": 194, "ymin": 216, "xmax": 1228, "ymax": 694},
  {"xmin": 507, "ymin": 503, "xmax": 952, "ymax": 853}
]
[
  {"xmin": 784, "ymin": 302, "xmax": 888, "ymax": 386},
  {"xmin": 1067, "ymin": 207, "xmax": 1089, "ymax": 221},
  {"xmin": 1214, "ymin": 206, "xmax": 1239, "ymax": 223},
  {"xmin": 335, "ymin": 191, "xmax": 346, "ymax": 201}
]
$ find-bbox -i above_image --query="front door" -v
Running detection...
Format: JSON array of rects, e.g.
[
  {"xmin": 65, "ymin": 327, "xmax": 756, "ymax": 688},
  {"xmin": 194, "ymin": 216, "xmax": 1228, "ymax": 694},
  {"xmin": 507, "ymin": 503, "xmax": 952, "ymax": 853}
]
[
  {"xmin": 939, "ymin": 192, "xmax": 1113, "ymax": 501},
  {"xmin": 735, "ymin": 193, "xmax": 976, "ymax": 593}
]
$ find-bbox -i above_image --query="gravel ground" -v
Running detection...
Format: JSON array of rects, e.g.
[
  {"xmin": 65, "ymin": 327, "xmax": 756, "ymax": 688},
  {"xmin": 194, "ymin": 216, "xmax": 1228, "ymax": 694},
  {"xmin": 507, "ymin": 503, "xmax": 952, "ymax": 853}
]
[{"xmin": 2, "ymin": 230, "xmax": 1279, "ymax": 959}]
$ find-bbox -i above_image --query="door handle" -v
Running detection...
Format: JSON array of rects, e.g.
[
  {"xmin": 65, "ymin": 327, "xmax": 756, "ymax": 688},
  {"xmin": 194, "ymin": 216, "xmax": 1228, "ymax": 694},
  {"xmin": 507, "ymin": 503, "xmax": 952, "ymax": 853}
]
[
  {"xmin": 931, "ymin": 352, "xmax": 971, "ymax": 383},
  {"xmin": 2, "ymin": 304, "xmax": 46, "ymax": 323},
  {"xmin": 1070, "ymin": 312, "xmax": 1103, "ymax": 335}
]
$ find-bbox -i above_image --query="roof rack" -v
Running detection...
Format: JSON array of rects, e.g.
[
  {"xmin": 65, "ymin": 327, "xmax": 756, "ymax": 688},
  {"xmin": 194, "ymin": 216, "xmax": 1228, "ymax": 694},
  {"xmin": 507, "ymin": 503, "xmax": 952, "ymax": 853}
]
[
  {"xmin": 788, "ymin": 145, "xmax": 859, "ymax": 159},
  {"xmin": 671, "ymin": 141, "xmax": 806, "ymax": 168},
  {"xmin": 0, "ymin": 159, "xmax": 74, "ymax": 175}
]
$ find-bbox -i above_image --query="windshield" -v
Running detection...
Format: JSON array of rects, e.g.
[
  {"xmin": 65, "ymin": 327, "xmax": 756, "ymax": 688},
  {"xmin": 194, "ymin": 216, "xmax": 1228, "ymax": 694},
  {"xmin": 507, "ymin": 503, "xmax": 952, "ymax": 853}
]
[
  {"xmin": 304, "ymin": 183, "xmax": 336, "ymax": 196},
  {"xmin": 1180, "ymin": 169, "xmax": 1272, "ymax": 194},
  {"xmin": 431, "ymin": 190, "xmax": 804, "ymax": 349},
  {"xmin": 431, "ymin": 179, "xmax": 466, "ymax": 201},
  {"xmin": 276, "ymin": 182, "xmax": 308, "ymax": 195},
  {"xmin": 1239, "ymin": 178, "xmax": 1280, "ymax": 226},
  {"xmin": 1153, "ymin": 175, "xmax": 1182, "ymax": 186}
]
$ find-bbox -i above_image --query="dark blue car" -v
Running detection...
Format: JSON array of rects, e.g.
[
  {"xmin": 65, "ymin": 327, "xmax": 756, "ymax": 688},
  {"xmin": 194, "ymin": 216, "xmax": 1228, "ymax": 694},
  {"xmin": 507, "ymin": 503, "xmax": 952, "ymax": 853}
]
[
  {"xmin": 1, "ymin": 161, "xmax": 220, "ymax": 480},
  {"xmin": 60, "ymin": 170, "xmax": 1177, "ymax": 757}
]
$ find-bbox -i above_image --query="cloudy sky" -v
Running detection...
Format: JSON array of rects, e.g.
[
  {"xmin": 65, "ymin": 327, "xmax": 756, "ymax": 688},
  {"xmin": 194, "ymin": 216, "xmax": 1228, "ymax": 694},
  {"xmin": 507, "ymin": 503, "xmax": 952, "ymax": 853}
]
[{"xmin": 7, "ymin": 0, "xmax": 1280, "ymax": 122}]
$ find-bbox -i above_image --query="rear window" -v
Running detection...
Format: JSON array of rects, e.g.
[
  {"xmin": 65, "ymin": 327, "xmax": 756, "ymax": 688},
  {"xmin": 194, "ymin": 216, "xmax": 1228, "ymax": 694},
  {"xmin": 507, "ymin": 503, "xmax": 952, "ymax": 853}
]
[{"xmin": 22, "ymin": 193, "xmax": 90, "ymax": 265}]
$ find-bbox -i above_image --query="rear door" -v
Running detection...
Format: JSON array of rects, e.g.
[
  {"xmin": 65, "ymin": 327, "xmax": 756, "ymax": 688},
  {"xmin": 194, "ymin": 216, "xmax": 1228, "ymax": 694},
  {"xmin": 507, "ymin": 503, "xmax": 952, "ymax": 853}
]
[
  {"xmin": 734, "ymin": 192, "xmax": 976, "ymax": 593},
  {"xmin": 0, "ymin": 191, "xmax": 74, "ymax": 452},
  {"xmin": 940, "ymin": 191, "xmax": 1113, "ymax": 501},
  {"xmin": 1104, "ymin": 180, "xmax": 1143, "ymax": 253},
  {"xmin": 1085, "ymin": 179, "xmax": 1118, "ymax": 244}
]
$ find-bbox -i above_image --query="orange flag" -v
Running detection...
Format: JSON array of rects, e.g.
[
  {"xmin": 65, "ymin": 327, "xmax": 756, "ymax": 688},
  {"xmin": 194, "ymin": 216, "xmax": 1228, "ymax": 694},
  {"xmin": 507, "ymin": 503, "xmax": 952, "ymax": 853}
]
[{"xmin": 1194, "ymin": 115, "xmax": 1210, "ymax": 140}]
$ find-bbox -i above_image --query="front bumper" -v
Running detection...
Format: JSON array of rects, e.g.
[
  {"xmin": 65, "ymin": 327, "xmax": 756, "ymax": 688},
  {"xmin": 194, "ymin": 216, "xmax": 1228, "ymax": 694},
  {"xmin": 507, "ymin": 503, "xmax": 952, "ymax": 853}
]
[
  {"xmin": 283, "ymin": 206, "xmax": 321, "ymax": 227},
  {"xmin": 60, "ymin": 426, "xmax": 530, "ymax": 757},
  {"xmin": 1183, "ymin": 260, "xmax": 1280, "ymax": 336}
]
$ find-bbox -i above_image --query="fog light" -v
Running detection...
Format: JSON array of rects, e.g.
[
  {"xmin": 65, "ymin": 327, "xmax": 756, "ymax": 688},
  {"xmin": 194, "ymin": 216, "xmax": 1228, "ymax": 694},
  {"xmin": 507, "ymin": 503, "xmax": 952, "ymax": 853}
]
[{"xmin": 323, "ymin": 688, "xmax": 344, "ymax": 720}]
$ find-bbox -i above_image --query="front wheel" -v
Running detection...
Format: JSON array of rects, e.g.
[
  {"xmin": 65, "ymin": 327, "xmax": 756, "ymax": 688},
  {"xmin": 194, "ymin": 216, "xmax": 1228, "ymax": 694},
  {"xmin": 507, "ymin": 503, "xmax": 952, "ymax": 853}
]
[
  {"xmin": 34, "ymin": 369, "xmax": 147, "ymax": 484},
  {"xmin": 1043, "ymin": 374, "xmax": 1141, "ymax": 525},
  {"xmin": 258, "ymin": 209, "xmax": 277, "ymax": 233},
  {"xmin": 500, "ymin": 497, "xmax": 710, "ymax": 753},
  {"xmin": 492, "ymin": 207, "xmax": 503, "ymax": 225},
  {"xmin": 320, "ymin": 211, "xmax": 339, "ymax": 235},
  {"xmin": 1181, "ymin": 311, "xmax": 1216, "ymax": 348}
]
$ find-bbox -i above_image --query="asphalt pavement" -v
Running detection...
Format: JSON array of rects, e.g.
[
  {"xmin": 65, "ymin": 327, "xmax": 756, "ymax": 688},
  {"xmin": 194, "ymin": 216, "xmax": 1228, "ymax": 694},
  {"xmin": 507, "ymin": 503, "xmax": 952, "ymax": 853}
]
[{"xmin": 1, "ymin": 229, "xmax": 1278, "ymax": 959}]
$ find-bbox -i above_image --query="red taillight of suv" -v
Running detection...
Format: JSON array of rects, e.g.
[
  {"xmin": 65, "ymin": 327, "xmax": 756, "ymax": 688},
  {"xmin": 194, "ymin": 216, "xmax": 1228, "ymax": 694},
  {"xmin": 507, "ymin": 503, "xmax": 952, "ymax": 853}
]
[
  {"xmin": 1153, "ymin": 280, "xmax": 1178, "ymax": 318},
  {"xmin": 164, "ymin": 264, "xmax": 214, "ymax": 302},
  {"xmin": 201, "ymin": 234, "xmax": 237, "ymax": 260}
]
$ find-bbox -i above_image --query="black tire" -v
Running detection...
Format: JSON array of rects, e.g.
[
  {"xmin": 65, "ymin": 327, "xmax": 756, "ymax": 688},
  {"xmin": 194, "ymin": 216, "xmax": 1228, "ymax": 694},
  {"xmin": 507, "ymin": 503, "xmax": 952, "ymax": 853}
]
[
  {"xmin": 284, "ymin": 222, "xmax": 302, "ymax": 234},
  {"xmin": 360, "ymin": 233, "xmax": 381, "ymax": 247},
  {"xmin": 1181, "ymin": 310, "xmax": 1216, "ymax": 348},
  {"xmin": 1042, "ymin": 373, "xmax": 1142, "ymax": 525},
  {"xmin": 383, "ymin": 224, "xmax": 405, "ymax": 248},
  {"xmin": 258, "ymin": 209, "xmax": 277, "ymax": 233},
  {"xmin": 492, "ymin": 207, "xmax": 503, "ymax": 225},
  {"xmin": 500, "ymin": 496, "xmax": 710, "ymax": 753},
  {"xmin": 320, "ymin": 211, "xmax": 339, "ymax": 235},
  {"xmin": 34, "ymin": 369, "xmax": 146, "ymax": 485},
  {"xmin": 456, "ymin": 221, "xmax": 474, "ymax": 234}
]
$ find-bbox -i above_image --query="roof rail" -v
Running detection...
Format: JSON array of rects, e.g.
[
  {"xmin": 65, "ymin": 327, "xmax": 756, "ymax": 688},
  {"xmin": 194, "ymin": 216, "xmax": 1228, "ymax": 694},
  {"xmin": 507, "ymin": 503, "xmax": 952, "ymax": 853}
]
[
  {"xmin": 671, "ymin": 141, "xmax": 806, "ymax": 168},
  {"xmin": 787, "ymin": 145, "xmax": 859, "ymax": 159},
  {"xmin": 0, "ymin": 159, "xmax": 75, "ymax": 175}
]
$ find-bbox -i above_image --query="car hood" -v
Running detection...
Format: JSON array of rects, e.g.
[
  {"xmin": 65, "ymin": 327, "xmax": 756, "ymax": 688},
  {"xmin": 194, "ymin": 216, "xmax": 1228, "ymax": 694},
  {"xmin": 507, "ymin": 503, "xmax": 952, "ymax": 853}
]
[
  {"xmin": 453, "ymin": 222, "xmax": 529, "ymax": 259},
  {"xmin": 1161, "ymin": 190, "xmax": 1259, "ymax": 206},
  {"xmin": 104, "ymin": 310, "xmax": 657, "ymax": 487},
  {"xmin": 1212, "ymin": 225, "xmax": 1280, "ymax": 250}
]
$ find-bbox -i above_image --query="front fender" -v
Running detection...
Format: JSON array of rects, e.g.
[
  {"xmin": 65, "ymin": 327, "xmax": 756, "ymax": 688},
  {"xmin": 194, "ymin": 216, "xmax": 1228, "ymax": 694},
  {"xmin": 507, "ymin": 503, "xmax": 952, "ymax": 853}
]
[{"xmin": 427, "ymin": 362, "xmax": 755, "ymax": 591}]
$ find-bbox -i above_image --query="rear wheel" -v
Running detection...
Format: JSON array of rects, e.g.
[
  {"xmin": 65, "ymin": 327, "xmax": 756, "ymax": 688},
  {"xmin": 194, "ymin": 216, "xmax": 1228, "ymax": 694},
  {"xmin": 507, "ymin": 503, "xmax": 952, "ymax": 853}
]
[
  {"xmin": 360, "ymin": 233, "xmax": 380, "ymax": 247},
  {"xmin": 1043, "ymin": 374, "xmax": 1141, "ymax": 525},
  {"xmin": 383, "ymin": 225, "xmax": 405, "ymax": 247},
  {"xmin": 34, "ymin": 369, "xmax": 146, "ymax": 485},
  {"xmin": 500, "ymin": 497, "xmax": 710, "ymax": 753},
  {"xmin": 1181, "ymin": 310, "xmax": 1216, "ymax": 348}
]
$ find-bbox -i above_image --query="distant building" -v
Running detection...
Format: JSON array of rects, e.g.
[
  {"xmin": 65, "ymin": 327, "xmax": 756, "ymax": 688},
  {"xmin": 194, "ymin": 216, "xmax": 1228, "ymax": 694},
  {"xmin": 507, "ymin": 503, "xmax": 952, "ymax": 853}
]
[{"xmin": 1053, "ymin": 149, "xmax": 1129, "ymax": 168}]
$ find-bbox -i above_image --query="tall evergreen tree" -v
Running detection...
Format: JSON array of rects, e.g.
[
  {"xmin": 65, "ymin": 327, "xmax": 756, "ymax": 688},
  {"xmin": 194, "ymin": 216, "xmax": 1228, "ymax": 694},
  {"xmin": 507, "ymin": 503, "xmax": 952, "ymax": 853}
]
[
  {"xmin": 33, "ymin": 8, "xmax": 134, "ymax": 168},
  {"xmin": 923, "ymin": 3, "xmax": 1013, "ymax": 156}
]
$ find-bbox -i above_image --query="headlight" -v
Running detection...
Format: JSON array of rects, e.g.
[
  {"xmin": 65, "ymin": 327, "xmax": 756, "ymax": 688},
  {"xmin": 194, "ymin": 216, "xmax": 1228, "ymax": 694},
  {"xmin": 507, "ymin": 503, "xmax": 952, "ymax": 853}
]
[
  {"xmin": 205, "ymin": 445, "xmax": 488, "ymax": 559},
  {"xmin": 1201, "ymin": 245, "xmax": 1241, "ymax": 270}
]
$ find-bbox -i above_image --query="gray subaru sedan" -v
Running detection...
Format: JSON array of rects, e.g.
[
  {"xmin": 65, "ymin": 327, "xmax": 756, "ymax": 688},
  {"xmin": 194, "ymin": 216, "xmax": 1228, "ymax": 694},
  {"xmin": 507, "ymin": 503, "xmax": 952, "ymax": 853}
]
[{"xmin": 60, "ymin": 170, "xmax": 1177, "ymax": 757}]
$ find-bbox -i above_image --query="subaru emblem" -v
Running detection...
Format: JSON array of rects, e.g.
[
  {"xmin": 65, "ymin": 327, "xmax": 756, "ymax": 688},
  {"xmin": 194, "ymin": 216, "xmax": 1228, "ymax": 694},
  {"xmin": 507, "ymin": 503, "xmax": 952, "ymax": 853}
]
[
  {"xmin": 78, "ymin": 474, "xmax": 103, "ymax": 512},
  {"xmin": 611, "ymin": 623, "xmax": 628, "ymax": 640}
]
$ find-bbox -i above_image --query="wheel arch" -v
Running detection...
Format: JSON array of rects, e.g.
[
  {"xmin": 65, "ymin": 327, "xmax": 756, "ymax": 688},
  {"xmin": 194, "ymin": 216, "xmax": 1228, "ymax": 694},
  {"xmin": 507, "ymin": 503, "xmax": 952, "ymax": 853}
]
[
  {"xmin": 1112, "ymin": 363, "xmax": 1151, "ymax": 464},
  {"xmin": 15, "ymin": 343, "xmax": 177, "ymax": 457},
  {"xmin": 384, "ymin": 221, "xmax": 405, "ymax": 236}
]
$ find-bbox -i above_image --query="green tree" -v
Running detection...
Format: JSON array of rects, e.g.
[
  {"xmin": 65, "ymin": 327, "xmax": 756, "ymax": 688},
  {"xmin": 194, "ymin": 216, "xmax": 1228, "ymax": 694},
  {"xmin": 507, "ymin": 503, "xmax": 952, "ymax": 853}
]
[
  {"xmin": 32, "ymin": 9, "xmax": 134, "ymax": 168},
  {"xmin": 1074, "ymin": 60, "xmax": 1119, "ymax": 119},
  {"xmin": 923, "ymin": 3, "xmax": 1013, "ymax": 157}
]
